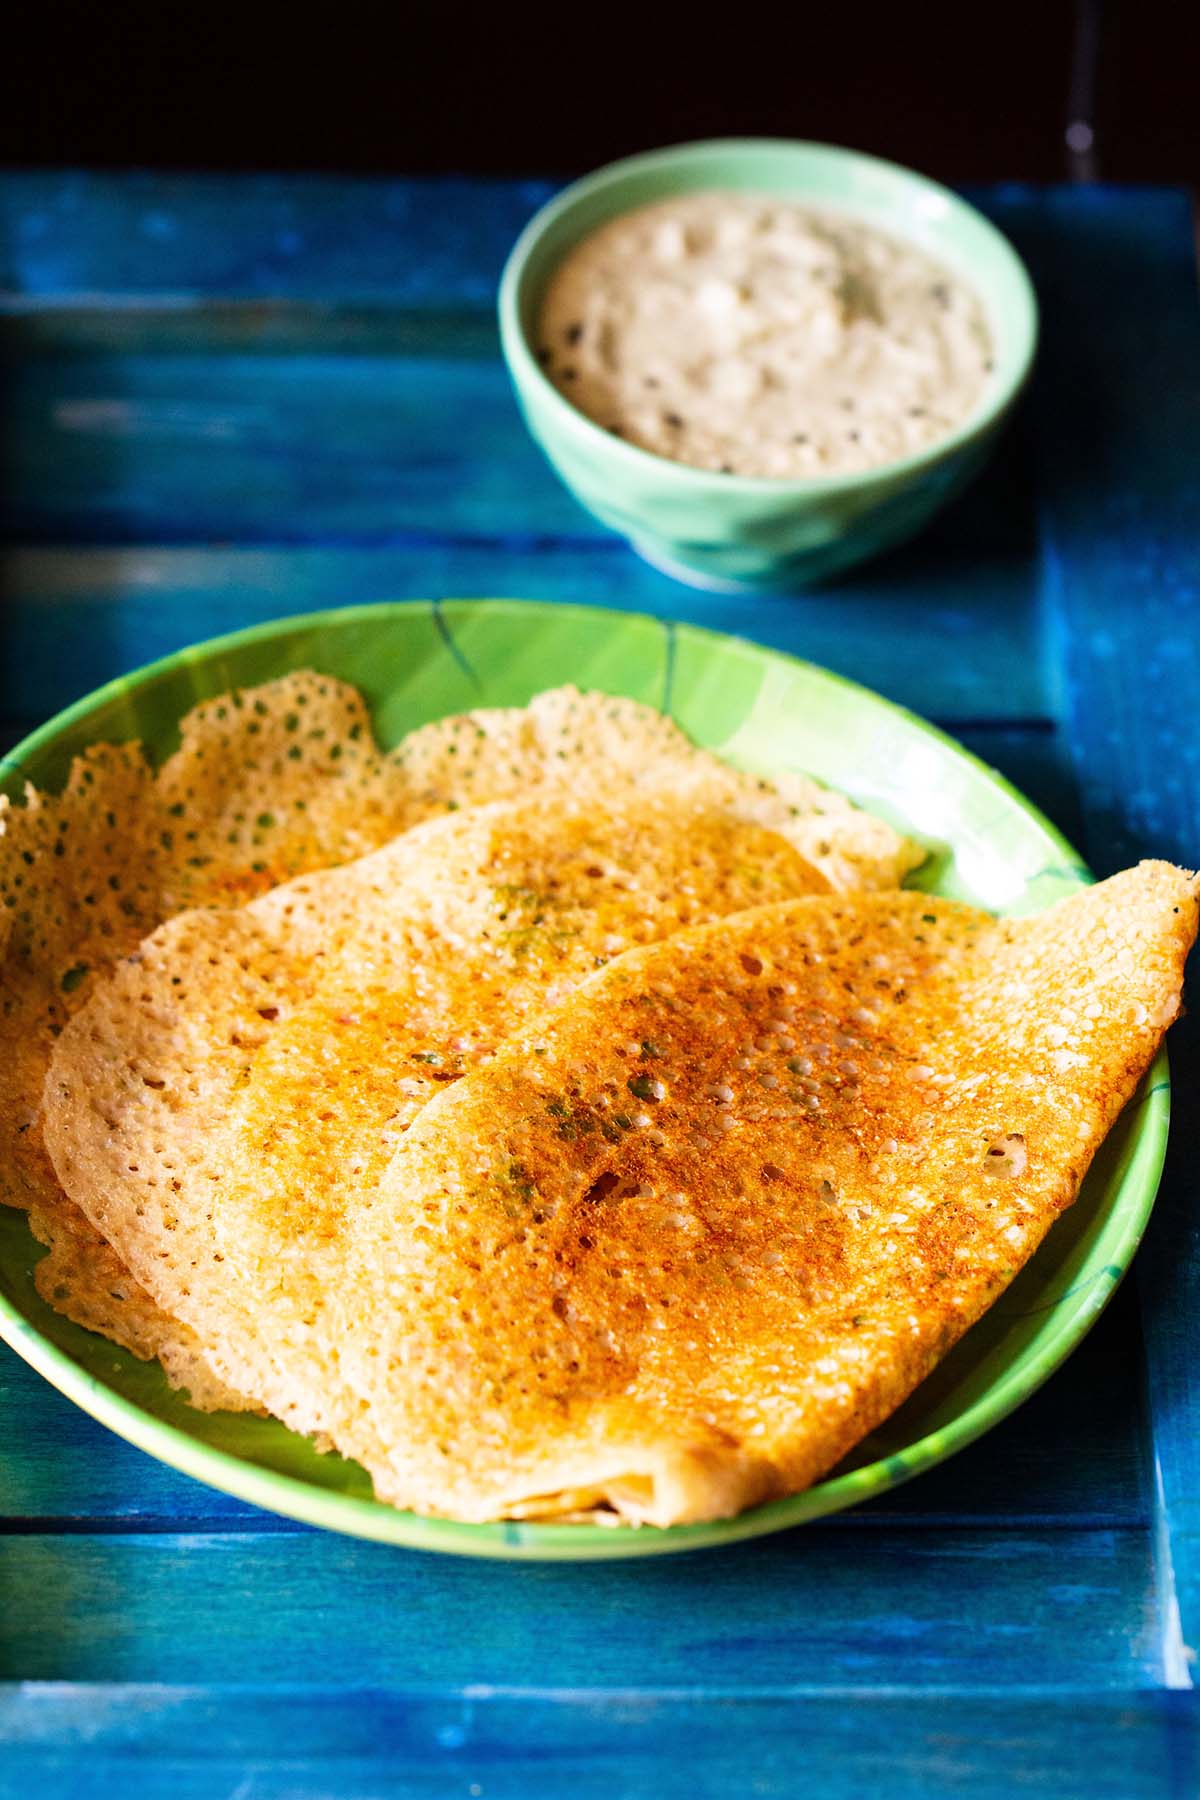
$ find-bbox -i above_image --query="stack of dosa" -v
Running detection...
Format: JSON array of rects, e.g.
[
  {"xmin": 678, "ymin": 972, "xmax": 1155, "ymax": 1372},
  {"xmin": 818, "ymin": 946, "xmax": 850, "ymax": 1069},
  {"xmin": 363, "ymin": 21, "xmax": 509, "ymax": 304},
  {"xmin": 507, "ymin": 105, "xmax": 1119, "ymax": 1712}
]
[{"xmin": 2, "ymin": 673, "xmax": 1193, "ymax": 1524}]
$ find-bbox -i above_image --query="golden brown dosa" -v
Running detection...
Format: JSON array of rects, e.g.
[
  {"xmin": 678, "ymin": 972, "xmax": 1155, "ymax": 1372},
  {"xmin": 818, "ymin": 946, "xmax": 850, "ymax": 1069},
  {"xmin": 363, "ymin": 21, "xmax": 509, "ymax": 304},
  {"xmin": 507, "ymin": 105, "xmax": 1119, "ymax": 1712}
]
[
  {"xmin": 6, "ymin": 673, "xmax": 915, "ymax": 1399},
  {"xmin": 322, "ymin": 863, "xmax": 1197, "ymax": 1524},
  {"xmin": 41, "ymin": 789, "xmax": 832, "ymax": 1423}
]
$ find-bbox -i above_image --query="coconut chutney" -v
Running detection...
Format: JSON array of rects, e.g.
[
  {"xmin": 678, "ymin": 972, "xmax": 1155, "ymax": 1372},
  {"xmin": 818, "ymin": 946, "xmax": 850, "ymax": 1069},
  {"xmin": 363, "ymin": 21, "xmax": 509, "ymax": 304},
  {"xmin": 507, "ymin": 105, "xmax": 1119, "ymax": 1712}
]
[{"xmin": 536, "ymin": 191, "xmax": 994, "ymax": 478}]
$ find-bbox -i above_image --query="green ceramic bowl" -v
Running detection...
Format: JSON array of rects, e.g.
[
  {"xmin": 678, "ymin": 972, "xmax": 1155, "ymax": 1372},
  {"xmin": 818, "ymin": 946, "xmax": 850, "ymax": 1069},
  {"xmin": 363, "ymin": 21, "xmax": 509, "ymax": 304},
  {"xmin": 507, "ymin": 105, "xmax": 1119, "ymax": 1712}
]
[
  {"xmin": 499, "ymin": 139, "xmax": 1038, "ymax": 591},
  {"xmin": 0, "ymin": 600, "xmax": 1166, "ymax": 1560}
]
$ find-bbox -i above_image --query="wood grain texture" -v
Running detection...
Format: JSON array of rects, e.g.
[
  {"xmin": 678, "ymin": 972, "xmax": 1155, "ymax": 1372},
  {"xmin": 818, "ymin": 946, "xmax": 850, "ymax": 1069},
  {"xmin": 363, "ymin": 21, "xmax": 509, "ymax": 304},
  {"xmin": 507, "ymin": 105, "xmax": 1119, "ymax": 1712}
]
[
  {"xmin": 0, "ymin": 536, "xmax": 1047, "ymax": 728},
  {"xmin": 0, "ymin": 1688, "xmax": 1195, "ymax": 1800},
  {"xmin": 0, "ymin": 1525, "xmax": 1164, "ymax": 1687},
  {"xmin": 1000, "ymin": 185, "xmax": 1200, "ymax": 1683},
  {"xmin": 0, "ymin": 173, "xmax": 556, "ymax": 301}
]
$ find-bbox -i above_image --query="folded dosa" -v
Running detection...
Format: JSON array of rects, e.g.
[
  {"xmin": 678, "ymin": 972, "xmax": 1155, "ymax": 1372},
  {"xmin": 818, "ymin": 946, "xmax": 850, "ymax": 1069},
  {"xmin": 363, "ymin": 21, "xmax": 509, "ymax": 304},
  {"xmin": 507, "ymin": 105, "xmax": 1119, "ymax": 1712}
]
[{"xmin": 324, "ymin": 864, "xmax": 1197, "ymax": 1524}]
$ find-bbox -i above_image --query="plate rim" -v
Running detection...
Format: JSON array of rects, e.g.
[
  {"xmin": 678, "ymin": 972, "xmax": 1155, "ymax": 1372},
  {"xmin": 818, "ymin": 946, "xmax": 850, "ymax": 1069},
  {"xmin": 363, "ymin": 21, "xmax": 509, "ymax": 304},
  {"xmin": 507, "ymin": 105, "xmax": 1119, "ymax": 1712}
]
[{"xmin": 0, "ymin": 597, "xmax": 1170, "ymax": 1560}]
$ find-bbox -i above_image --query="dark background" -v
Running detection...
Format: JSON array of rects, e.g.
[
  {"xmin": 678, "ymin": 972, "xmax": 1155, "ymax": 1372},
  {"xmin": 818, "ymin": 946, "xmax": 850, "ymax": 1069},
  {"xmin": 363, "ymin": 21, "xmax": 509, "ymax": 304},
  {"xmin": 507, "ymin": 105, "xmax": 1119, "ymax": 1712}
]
[{"xmin": 3, "ymin": 0, "xmax": 1196, "ymax": 189}]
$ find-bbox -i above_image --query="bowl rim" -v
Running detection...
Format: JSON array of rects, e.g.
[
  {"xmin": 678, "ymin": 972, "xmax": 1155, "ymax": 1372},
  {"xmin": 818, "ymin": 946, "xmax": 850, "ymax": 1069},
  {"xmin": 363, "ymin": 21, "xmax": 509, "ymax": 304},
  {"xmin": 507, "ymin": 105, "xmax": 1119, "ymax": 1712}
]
[{"xmin": 498, "ymin": 135, "xmax": 1040, "ymax": 497}]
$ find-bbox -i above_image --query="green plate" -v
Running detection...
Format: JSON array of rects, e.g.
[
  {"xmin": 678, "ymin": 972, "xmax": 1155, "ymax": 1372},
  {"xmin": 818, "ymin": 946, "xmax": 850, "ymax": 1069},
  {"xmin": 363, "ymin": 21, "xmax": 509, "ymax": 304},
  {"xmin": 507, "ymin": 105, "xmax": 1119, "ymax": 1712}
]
[{"xmin": 0, "ymin": 600, "xmax": 1168, "ymax": 1560}]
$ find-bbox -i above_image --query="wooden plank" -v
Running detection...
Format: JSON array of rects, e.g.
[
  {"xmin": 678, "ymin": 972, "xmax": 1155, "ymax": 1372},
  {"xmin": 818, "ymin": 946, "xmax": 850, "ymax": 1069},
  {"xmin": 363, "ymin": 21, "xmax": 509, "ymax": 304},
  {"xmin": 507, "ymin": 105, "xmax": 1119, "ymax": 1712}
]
[
  {"xmin": 0, "ymin": 173, "xmax": 556, "ymax": 302},
  {"xmin": 0, "ymin": 345, "xmax": 593, "ymax": 542},
  {"xmin": 0, "ymin": 326, "xmax": 1041, "ymax": 552},
  {"xmin": 2, "ymin": 305, "xmax": 522, "ymax": 355},
  {"xmin": 1000, "ymin": 186, "xmax": 1200, "ymax": 1683},
  {"xmin": 0, "ymin": 538, "xmax": 1049, "ymax": 730},
  {"xmin": 0, "ymin": 1688, "xmax": 1195, "ymax": 1800},
  {"xmin": 0, "ymin": 1288, "xmax": 1148, "ymax": 1530},
  {"xmin": 0, "ymin": 1525, "xmax": 1162, "ymax": 1688},
  {"xmin": 990, "ymin": 188, "xmax": 1200, "ymax": 876},
  {"xmin": 0, "ymin": 172, "xmax": 1147, "ymax": 313}
]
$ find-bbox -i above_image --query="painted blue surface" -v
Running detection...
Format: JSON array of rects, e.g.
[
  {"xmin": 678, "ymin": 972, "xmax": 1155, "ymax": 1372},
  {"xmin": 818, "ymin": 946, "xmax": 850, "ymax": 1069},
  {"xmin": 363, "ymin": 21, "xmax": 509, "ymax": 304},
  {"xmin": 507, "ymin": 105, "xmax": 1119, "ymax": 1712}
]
[
  {"xmin": 0, "ymin": 1688, "xmax": 1193, "ymax": 1800},
  {"xmin": 0, "ymin": 1524, "xmax": 1163, "ymax": 1688},
  {"xmin": 0, "ymin": 174, "xmax": 1198, "ymax": 1792},
  {"xmin": 0, "ymin": 173, "xmax": 557, "ymax": 302}
]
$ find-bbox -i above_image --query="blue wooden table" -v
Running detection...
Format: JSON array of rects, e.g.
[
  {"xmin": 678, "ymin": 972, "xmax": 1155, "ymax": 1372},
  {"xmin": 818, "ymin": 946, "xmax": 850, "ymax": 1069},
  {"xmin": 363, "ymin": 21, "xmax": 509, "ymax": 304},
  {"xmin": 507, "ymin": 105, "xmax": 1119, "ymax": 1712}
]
[{"xmin": 0, "ymin": 173, "xmax": 1198, "ymax": 1798}]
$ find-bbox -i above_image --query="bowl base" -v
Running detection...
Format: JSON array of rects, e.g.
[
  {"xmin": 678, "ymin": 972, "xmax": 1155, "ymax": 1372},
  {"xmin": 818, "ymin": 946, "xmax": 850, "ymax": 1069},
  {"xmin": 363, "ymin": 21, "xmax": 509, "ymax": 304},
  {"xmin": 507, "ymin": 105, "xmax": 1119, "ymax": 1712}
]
[{"xmin": 631, "ymin": 538, "xmax": 771, "ymax": 594}]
